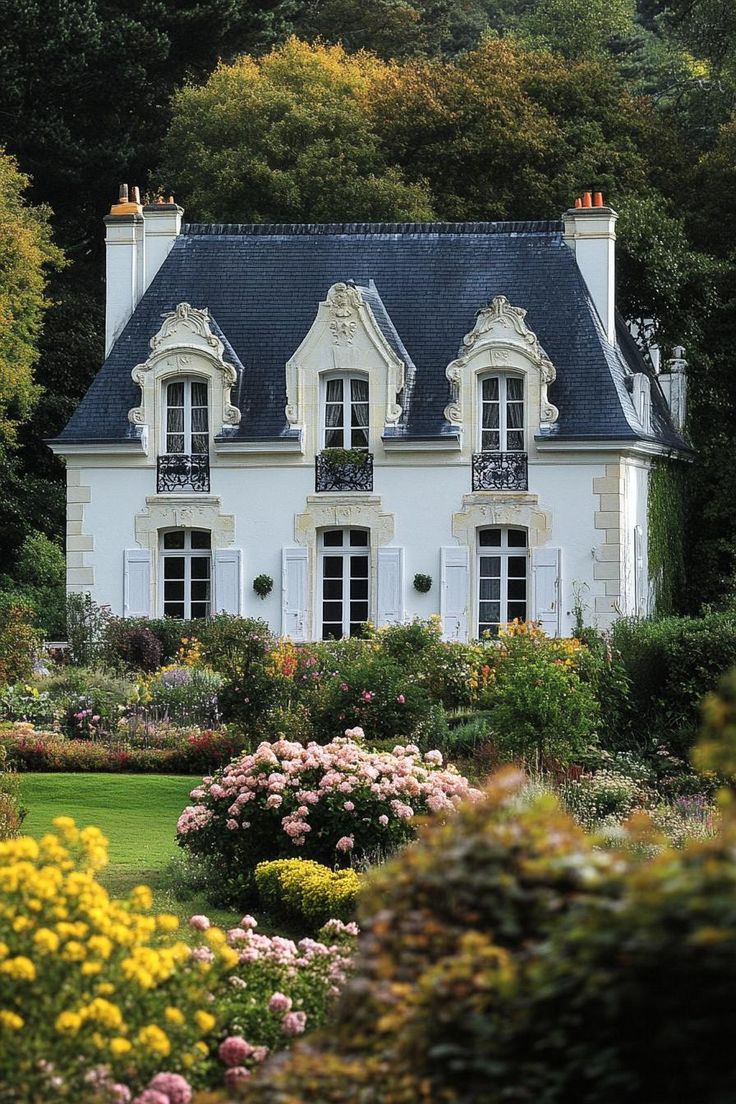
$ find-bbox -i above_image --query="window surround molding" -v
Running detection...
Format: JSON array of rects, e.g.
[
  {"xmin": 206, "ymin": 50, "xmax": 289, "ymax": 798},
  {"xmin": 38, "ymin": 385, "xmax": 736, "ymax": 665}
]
[
  {"xmin": 133, "ymin": 495, "xmax": 235, "ymax": 616},
  {"xmin": 285, "ymin": 282, "xmax": 405, "ymax": 454},
  {"xmin": 444, "ymin": 295, "xmax": 558, "ymax": 445},
  {"xmin": 128, "ymin": 302, "xmax": 241, "ymax": 456},
  {"xmin": 294, "ymin": 494, "xmax": 395, "ymax": 638}
]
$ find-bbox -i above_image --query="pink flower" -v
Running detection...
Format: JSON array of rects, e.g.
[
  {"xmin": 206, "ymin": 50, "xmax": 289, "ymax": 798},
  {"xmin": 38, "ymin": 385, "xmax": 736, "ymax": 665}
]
[
  {"xmin": 132, "ymin": 1093, "xmax": 169, "ymax": 1104},
  {"xmin": 268, "ymin": 992, "xmax": 292, "ymax": 1014},
  {"xmin": 344, "ymin": 727, "xmax": 364, "ymax": 740},
  {"xmin": 336, "ymin": 835, "xmax": 354, "ymax": 853},
  {"xmin": 378, "ymin": 814, "xmax": 389, "ymax": 827},
  {"xmin": 340, "ymin": 682, "xmax": 349, "ymax": 691},
  {"xmin": 188, "ymin": 914, "xmax": 210, "ymax": 931},
  {"xmin": 218, "ymin": 1036, "xmax": 253, "ymax": 1067},
  {"xmin": 266, "ymin": 794, "xmax": 282, "ymax": 809},
  {"xmin": 425, "ymin": 750, "xmax": 443, "ymax": 765},
  {"xmin": 226, "ymin": 819, "xmax": 238, "ymax": 831},
  {"xmin": 396, "ymin": 694, "xmax": 405, "ymax": 704},
  {"xmin": 110, "ymin": 1087, "xmax": 132, "ymax": 1104},
  {"xmin": 148, "ymin": 1073, "xmax": 192, "ymax": 1104},
  {"xmin": 224, "ymin": 1068, "xmax": 251, "ymax": 1090},
  {"xmin": 343, "ymin": 801, "xmax": 355, "ymax": 812},
  {"xmin": 240, "ymin": 914, "xmax": 258, "ymax": 930},
  {"xmin": 250, "ymin": 1045, "xmax": 270, "ymax": 1063},
  {"xmin": 281, "ymin": 1010, "xmax": 307, "ymax": 1036},
  {"xmin": 360, "ymin": 690, "xmax": 374, "ymax": 702}
]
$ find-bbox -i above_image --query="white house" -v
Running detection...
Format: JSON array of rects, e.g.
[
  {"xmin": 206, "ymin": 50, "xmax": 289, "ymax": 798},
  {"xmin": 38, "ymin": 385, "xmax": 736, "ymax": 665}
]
[{"xmin": 49, "ymin": 187, "xmax": 688, "ymax": 641}]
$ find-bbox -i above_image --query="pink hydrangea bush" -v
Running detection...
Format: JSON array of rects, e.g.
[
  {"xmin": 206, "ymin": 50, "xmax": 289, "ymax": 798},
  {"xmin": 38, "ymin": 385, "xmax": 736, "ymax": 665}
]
[{"xmin": 176, "ymin": 733, "xmax": 482, "ymax": 889}]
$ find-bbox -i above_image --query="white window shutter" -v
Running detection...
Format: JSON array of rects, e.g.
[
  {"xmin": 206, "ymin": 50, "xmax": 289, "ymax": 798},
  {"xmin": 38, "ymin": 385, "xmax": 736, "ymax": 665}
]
[
  {"xmin": 282, "ymin": 547, "xmax": 308, "ymax": 641},
  {"xmin": 634, "ymin": 525, "xmax": 645, "ymax": 616},
  {"xmin": 532, "ymin": 546, "xmax": 562, "ymax": 637},
  {"xmin": 440, "ymin": 546, "xmax": 469, "ymax": 641},
  {"xmin": 123, "ymin": 549, "xmax": 151, "ymax": 617},
  {"xmin": 214, "ymin": 549, "xmax": 243, "ymax": 615},
  {"xmin": 376, "ymin": 547, "xmax": 404, "ymax": 626}
]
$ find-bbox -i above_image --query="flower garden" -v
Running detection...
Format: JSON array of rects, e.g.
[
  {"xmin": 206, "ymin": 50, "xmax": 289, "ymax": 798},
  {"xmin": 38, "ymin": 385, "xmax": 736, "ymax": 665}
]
[{"xmin": 2, "ymin": 599, "xmax": 736, "ymax": 1101}]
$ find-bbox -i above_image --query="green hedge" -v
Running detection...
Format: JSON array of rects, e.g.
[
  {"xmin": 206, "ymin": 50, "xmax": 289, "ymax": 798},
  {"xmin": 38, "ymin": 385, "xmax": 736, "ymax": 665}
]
[
  {"xmin": 611, "ymin": 613, "xmax": 736, "ymax": 756},
  {"xmin": 255, "ymin": 859, "xmax": 361, "ymax": 929}
]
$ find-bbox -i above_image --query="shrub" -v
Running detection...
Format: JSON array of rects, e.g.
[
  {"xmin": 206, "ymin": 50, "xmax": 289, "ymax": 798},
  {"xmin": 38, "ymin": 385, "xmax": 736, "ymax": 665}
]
[
  {"xmin": 238, "ymin": 766, "xmax": 736, "ymax": 1104},
  {"xmin": 0, "ymin": 599, "xmax": 39, "ymax": 685},
  {"xmin": 0, "ymin": 818, "xmax": 238, "ymax": 1100},
  {"xmin": 482, "ymin": 624, "xmax": 600, "ymax": 767},
  {"xmin": 39, "ymin": 666, "xmax": 137, "ymax": 737},
  {"xmin": 562, "ymin": 768, "xmax": 642, "ymax": 830},
  {"xmin": 138, "ymin": 663, "xmax": 224, "ymax": 726},
  {"xmin": 255, "ymin": 859, "xmax": 361, "ymax": 928},
  {"xmin": 611, "ymin": 613, "xmax": 736, "ymax": 756},
  {"xmin": 66, "ymin": 593, "xmax": 111, "ymax": 666},
  {"xmin": 0, "ymin": 745, "xmax": 22, "ymax": 839},
  {"xmin": 176, "ymin": 735, "xmax": 482, "ymax": 903},
  {"xmin": 0, "ymin": 682, "xmax": 57, "ymax": 727},
  {"xmin": 198, "ymin": 615, "xmax": 278, "ymax": 724},
  {"xmin": 0, "ymin": 532, "xmax": 67, "ymax": 639},
  {"xmin": 308, "ymin": 650, "xmax": 434, "ymax": 742},
  {"xmin": 107, "ymin": 623, "xmax": 163, "ymax": 672}
]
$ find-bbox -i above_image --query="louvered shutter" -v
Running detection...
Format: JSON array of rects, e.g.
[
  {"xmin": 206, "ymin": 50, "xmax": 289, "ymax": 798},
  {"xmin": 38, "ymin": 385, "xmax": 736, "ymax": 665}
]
[
  {"xmin": 440, "ymin": 546, "xmax": 469, "ymax": 641},
  {"xmin": 376, "ymin": 547, "xmax": 404, "ymax": 626},
  {"xmin": 214, "ymin": 549, "xmax": 243, "ymax": 614},
  {"xmin": 282, "ymin": 547, "xmax": 308, "ymax": 641},
  {"xmin": 123, "ymin": 549, "xmax": 151, "ymax": 617},
  {"xmin": 532, "ymin": 546, "xmax": 562, "ymax": 636}
]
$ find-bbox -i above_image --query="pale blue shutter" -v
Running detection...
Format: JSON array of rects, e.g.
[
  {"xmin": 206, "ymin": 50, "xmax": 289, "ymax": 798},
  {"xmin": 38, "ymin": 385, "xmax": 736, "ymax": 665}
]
[
  {"xmin": 532, "ymin": 547, "xmax": 561, "ymax": 636},
  {"xmin": 123, "ymin": 549, "xmax": 151, "ymax": 617},
  {"xmin": 376, "ymin": 547, "xmax": 404, "ymax": 626},
  {"xmin": 440, "ymin": 546, "xmax": 469, "ymax": 641},
  {"xmin": 214, "ymin": 549, "xmax": 243, "ymax": 614},
  {"xmin": 282, "ymin": 547, "xmax": 308, "ymax": 641}
]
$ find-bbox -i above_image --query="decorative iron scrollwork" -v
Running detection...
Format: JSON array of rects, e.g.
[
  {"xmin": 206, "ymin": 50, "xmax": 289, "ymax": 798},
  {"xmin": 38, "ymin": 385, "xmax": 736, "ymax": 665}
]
[
  {"xmin": 157, "ymin": 453, "xmax": 210, "ymax": 493},
  {"xmin": 315, "ymin": 452, "xmax": 374, "ymax": 493},
  {"xmin": 471, "ymin": 452, "xmax": 528, "ymax": 492}
]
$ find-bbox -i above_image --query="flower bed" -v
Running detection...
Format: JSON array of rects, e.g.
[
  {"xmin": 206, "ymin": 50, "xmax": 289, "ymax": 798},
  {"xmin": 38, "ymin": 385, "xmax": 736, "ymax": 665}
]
[
  {"xmin": 0, "ymin": 818, "xmax": 357, "ymax": 1101},
  {"xmin": 176, "ymin": 732, "xmax": 482, "ymax": 901},
  {"xmin": 255, "ymin": 860, "xmax": 361, "ymax": 929}
]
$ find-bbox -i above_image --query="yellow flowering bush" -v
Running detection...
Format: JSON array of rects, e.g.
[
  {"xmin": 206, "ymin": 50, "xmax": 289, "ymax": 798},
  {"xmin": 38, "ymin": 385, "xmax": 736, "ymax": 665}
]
[
  {"xmin": 0, "ymin": 818, "xmax": 237, "ymax": 1100},
  {"xmin": 255, "ymin": 860, "xmax": 361, "ymax": 928}
]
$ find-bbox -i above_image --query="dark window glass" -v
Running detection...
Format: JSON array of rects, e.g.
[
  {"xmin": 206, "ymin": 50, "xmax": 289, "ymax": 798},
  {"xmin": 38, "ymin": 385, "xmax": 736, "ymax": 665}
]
[
  {"xmin": 479, "ymin": 529, "xmax": 502, "ymax": 547},
  {"xmin": 508, "ymin": 529, "xmax": 527, "ymax": 548},
  {"xmin": 164, "ymin": 531, "xmax": 185, "ymax": 550},
  {"xmin": 323, "ymin": 530, "xmax": 344, "ymax": 547},
  {"xmin": 349, "ymin": 530, "xmax": 369, "ymax": 547}
]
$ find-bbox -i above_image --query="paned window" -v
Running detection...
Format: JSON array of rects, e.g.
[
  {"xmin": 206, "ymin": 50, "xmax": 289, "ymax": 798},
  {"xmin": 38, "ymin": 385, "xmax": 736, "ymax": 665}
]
[
  {"xmin": 320, "ymin": 528, "xmax": 369, "ymax": 639},
  {"xmin": 323, "ymin": 376, "xmax": 369, "ymax": 450},
  {"xmin": 480, "ymin": 375, "xmax": 524, "ymax": 452},
  {"xmin": 165, "ymin": 379, "xmax": 209, "ymax": 455},
  {"xmin": 477, "ymin": 527, "xmax": 527, "ymax": 636},
  {"xmin": 162, "ymin": 530, "xmax": 211, "ymax": 619}
]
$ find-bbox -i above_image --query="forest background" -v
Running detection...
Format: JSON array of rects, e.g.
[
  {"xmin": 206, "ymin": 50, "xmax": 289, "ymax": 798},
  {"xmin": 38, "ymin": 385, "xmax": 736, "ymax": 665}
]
[{"xmin": 1, "ymin": 0, "xmax": 735, "ymax": 631}]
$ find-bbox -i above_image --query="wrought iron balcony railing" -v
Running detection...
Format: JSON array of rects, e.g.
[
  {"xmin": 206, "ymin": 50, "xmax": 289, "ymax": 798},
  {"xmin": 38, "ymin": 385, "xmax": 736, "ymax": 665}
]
[
  {"xmin": 157, "ymin": 453, "xmax": 210, "ymax": 493},
  {"xmin": 472, "ymin": 451, "xmax": 528, "ymax": 492},
  {"xmin": 316, "ymin": 451, "xmax": 374, "ymax": 493}
]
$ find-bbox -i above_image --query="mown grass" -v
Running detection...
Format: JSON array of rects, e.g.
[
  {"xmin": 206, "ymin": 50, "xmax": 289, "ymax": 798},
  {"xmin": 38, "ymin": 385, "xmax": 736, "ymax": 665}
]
[{"xmin": 19, "ymin": 773, "xmax": 242, "ymax": 930}]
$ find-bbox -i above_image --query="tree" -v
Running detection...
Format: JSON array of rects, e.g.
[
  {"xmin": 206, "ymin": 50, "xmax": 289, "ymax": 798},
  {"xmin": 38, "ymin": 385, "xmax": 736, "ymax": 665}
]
[{"xmin": 157, "ymin": 38, "xmax": 435, "ymax": 223}]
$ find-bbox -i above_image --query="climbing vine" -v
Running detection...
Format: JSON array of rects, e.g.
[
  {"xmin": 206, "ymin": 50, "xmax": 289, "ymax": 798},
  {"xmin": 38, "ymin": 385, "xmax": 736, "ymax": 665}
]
[{"xmin": 648, "ymin": 460, "xmax": 686, "ymax": 614}]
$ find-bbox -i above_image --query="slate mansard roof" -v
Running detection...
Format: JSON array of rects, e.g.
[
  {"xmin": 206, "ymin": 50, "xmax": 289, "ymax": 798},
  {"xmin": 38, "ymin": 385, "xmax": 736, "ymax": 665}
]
[{"xmin": 55, "ymin": 220, "xmax": 686, "ymax": 450}]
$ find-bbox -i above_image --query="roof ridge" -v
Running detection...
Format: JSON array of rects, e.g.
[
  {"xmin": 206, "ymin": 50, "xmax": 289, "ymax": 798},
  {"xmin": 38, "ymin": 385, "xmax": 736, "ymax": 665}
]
[{"xmin": 181, "ymin": 220, "xmax": 563, "ymax": 237}]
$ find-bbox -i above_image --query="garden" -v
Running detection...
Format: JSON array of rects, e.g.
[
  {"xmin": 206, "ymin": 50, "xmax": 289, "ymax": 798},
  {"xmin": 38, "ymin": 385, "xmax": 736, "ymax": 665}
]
[{"xmin": 2, "ymin": 596, "xmax": 736, "ymax": 1101}]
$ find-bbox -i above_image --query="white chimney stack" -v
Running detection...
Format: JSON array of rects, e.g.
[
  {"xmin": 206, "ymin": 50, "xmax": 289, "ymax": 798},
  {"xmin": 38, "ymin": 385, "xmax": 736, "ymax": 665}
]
[
  {"xmin": 103, "ymin": 187, "xmax": 183, "ymax": 357},
  {"xmin": 659, "ymin": 345, "xmax": 687, "ymax": 433},
  {"xmin": 563, "ymin": 192, "xmax": 618, "ymax": 345}
]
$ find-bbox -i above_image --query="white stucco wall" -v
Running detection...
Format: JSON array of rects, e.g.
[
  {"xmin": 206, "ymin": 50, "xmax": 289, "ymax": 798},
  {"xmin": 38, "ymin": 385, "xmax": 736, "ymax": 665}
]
[{"xmin": 68, "ymin": 450, "xmax": 619, "ymax": 639}]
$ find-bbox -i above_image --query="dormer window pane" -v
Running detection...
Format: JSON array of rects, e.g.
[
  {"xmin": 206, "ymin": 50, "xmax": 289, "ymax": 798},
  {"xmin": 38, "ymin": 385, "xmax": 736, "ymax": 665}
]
[
  {"xmin": 481, "ymin": 377, "xmax": 500, "ymax": 451},
  {"xmin": 166, "ymin": 381, "xmax": 185, "ymax": 453},
  {"xmin": 480, "ymin": 375, "xmax": 524, "ymax": 453},
  {"xmin": 323, "ymin": 375, "xmax": 370, "ymax": 450},
  {"xmin": 165, "ymin": 379, "xmax": 209, "ymax": 456}
]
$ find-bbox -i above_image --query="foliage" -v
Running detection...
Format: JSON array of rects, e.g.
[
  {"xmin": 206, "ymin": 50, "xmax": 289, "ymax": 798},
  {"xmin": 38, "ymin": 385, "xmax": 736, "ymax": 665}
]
[
  {"xmin": 197, "ymin": 616, "xmax": 277, "ymax": 725},
  {"xmin": 176, "ymin": 735, "xmax": 481, "ymax": 901},
  {"xmin": 252, "ymin": 575, "xmax": 274, "ymax": 600},
  {"xmin": 0, "ymin": 531, "xmax": 66, "ymax": 639},
  {"xmin": 237, "ymin": 766, "xmax": 736, "ymax": 1104},
  {"xmin": 562, "ymin": 767, "xmax": 642, "ymax": 829},
  {"xmin": 157, "ymin": 38, "xmax": 434, "ymax": 224},
  {"xmin": 412, "ymin": 573, "xmax": 432, "ymax": 593},
  {"xmin": 66, "ymin": 593, "xmax": 110, "ymax": 667},
  {"xmin": 0, "ymin": 817, "xmax": 237, "ymax": 1100},
  {"xmin": 0, "ymin": 745, "xmax": 23, "ymax": 841},
  {"xmin": 611, "ymin": 612, "xmax": 736, "ymax": 756},
  {"xmin": 479, "ymin": 623, "xmax": 600, "ymax": 767},
  {"xmin": 105, "ymin": 623, "xmax": 163, "ymax": 673},
  {"xmin": 0, "ymin": 600, "xmax": 39, "ymax": 686},
  {"xmin": 255, "ymin": 859, "xmax": 361, "ymax": 928},
  {"xmin": 648, "ymin": 459, "xmax": 688, "ymax": 611},
  {"xmin": 137, "ymin": 662, "xmax": 224, "ymax": 728}
]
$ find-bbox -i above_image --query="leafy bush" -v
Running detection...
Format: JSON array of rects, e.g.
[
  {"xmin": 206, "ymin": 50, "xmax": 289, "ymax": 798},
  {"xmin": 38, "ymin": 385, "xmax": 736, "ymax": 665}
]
[
  {"xmin": 38, "ymin": 666, "xmax": 136, "ymax": 737},
  {"xmin": 562, "ymin": 768, "xmax": 642, "ymax": 830},
  {"xmin": 255, "ymin": 859, "xmax": 361, "ymax": 929},
  {"xmin": 238, "ymin": 764, "xmax": 736, "ymax": 1104},
  {"xmin": 0, "ymin": 682, "xmax": 57, "ymax": 727},
  {"xmin": 105, "ymin": 623, "xmax": 163, "ymax": 672},
  {"xmin": 481, "ymin": 624, "xmax": 600, "ymax": 767},
  {"xmin": 138, "ymin": 663, "xmax": 224, "ymax": 726},
  {"xmin": 612, "ymin": 613, "xmax": 736, "ymax": 756},
  {"xmin": 198, "ymin": 615, "xmax": 278, "ymax": 724},
  {"xmin": 0, "ymin": 744, "xmax": 22, "ymax": 839},
  {"xmin": 176, "ymin": 735, "xmax": 481, "ymax": 902},
  {"xmin": 0, "ymin": 531, "xmax": 66, "ymax": 638},
  {"xmin": 0, "ymin": 599, "xmax": 39, "ymax": 685},
  {"xmin": 65, "ymin": 593, "xmax": 110, "ymax": 666}
]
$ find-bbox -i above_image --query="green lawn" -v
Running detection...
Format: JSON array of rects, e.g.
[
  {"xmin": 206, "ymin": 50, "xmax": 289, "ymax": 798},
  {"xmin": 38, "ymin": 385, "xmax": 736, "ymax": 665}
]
[{"xmin": 19, "ymin": 773, "xmax": 243, "ymax": 929}]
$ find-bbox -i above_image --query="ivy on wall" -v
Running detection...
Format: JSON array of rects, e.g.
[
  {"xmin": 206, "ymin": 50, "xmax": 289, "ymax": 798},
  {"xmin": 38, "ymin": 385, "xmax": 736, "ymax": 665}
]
[{"xmin": 648, "ymin": 460, "xmax": 687, "ymax": 615}]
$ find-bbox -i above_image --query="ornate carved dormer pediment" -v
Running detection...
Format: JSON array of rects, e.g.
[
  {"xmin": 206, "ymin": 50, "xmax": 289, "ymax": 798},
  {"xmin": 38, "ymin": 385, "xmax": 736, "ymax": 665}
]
[
  {"xmin": 128, "ymin": 303, "xmax": 241, "ymax": 439},
  {"xmin": 444, "ymin": 295, "xmax": 558, "ymax": 432}
]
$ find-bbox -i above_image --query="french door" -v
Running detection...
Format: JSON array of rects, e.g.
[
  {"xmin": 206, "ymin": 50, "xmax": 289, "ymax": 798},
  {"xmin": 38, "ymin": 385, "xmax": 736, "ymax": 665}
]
[{"xmin": 320, "ymin": 528, "xmax": 370, "ymax": 639}]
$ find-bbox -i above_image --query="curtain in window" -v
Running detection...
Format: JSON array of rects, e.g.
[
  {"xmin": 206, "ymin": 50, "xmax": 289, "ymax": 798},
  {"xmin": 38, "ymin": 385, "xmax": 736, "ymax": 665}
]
[
  {"xmin": 350, "ymin": 378, "xmax": 369, "ymax": 449},
  {"xmin": 166, "ymin": 382, "xmax": 185, "ymax": 453},
  {"xmin": 191, "ymin": 381, "xmax": 209, "ymax": 454}
]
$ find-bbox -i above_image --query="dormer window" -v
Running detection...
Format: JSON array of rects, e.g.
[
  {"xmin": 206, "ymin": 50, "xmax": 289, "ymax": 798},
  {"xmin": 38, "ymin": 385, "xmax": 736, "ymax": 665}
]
[
  {"xmin": 158, "ymin": 378, "xmax": 210, "ymax": 493},
  {"xmin": 632, "ymin": 373, "xmax": 651, "ymax": 434},
  {"xmin": 323, "ymin": 375, "xmax": 369, "ymax": 450},
  {"xmin": 480, "ymin": 374, "xmax": 524, "ymax": 453},
  {"xmin": 166, "ymin": 379, "xmax": 209, "ymax": 455}
]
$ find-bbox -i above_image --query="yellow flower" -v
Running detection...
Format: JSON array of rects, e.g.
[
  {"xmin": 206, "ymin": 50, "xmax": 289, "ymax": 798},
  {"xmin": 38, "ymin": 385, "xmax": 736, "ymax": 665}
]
[
  {"xmin": 219, "ymin": 946, "xmax": 239, "ymax": 970},
  {"xmin": 88, "ymin": 935, "xmax": 113, "ymax": 959},
  {"xmin": 137, "ymin": 1024, "xmax": 171, "ymax": 1057},
  {"xmin": 96, "ymin": 982, "xmax": 115, "ymax": 997},
  {"xmin": 165, "ymin": 1007, "xmax": 185, "ymax": 1026},
  {"xmin": 61, "ymin": 940, "xmax": 86, "ymax": 962},
  {"xmin": 82, "ymin": 962, "xmax": 103, "ymax": 976},
  {"xmin": 0, "ymin": 956, "xmax": 36, "ymax": 981},
  {"xmin": 195, "ymin": 1041, "xmax": 209, "ymax": 1056},
  {"xmin": 0, "ymin": 1011, "xmax": 23, "ymax": 1031},
  {"xmin": 130, "ymin": 885, "xmax": 153, "ymax": 910},
  {"xmin": 56, "ymin": 1011, "xmax": 83, "ymax": 1036},
  {"xmin": 194, "ymin": 1010, "xmax": 216, "ymax": 1033},
  {"xmin": 33, "ymin": 928, "xmax": 60, "ymax": 954},
  {"xmin": 156, "ymin": 913, "xmax": 179, "ymax": 933},
  {"xmin": 204, "ymin": 927, "xmax": 226, "ymax": 948},
  {"xmin": 83, "ymin": 998, "xmax": 123, "ymax": 1030},
  {"xmin": 110, "ymin": 1037, "xmax": 132, "ymax": 1057}
]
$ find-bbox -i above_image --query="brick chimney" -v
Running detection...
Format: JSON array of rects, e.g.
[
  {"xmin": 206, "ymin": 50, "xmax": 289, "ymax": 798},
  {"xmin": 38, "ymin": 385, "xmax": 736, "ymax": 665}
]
[
  {"xmin": 103, "ymin": 187, "xmax": 183, "ymax": 357},
  {"xmin": 563, "ymin": 191, "xmax": 618, "ymax": 345}
]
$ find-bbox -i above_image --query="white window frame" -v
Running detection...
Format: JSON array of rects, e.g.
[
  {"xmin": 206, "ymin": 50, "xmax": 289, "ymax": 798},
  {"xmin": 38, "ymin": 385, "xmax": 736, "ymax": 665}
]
[
  {"xmin": 476, "ymin": 526, "xmax": 528, "ymax": 637},
  {"xmin": 164, "ymin": 377, "xmax": 210, "ymax": 455},
  {"xmin": 318, "ymin": 528, "xmax": 370, "ymax": 639},
  {"xmin": 321, "ymin": 373, "xmax": 370, "ymax": 450},
  {"xmin": 478, "ymin": 373, "xmax": 525, "ymax": 453},
  {"xmin": 160, "ymin": 529, "xmax": 212, "ymax": 620}
]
